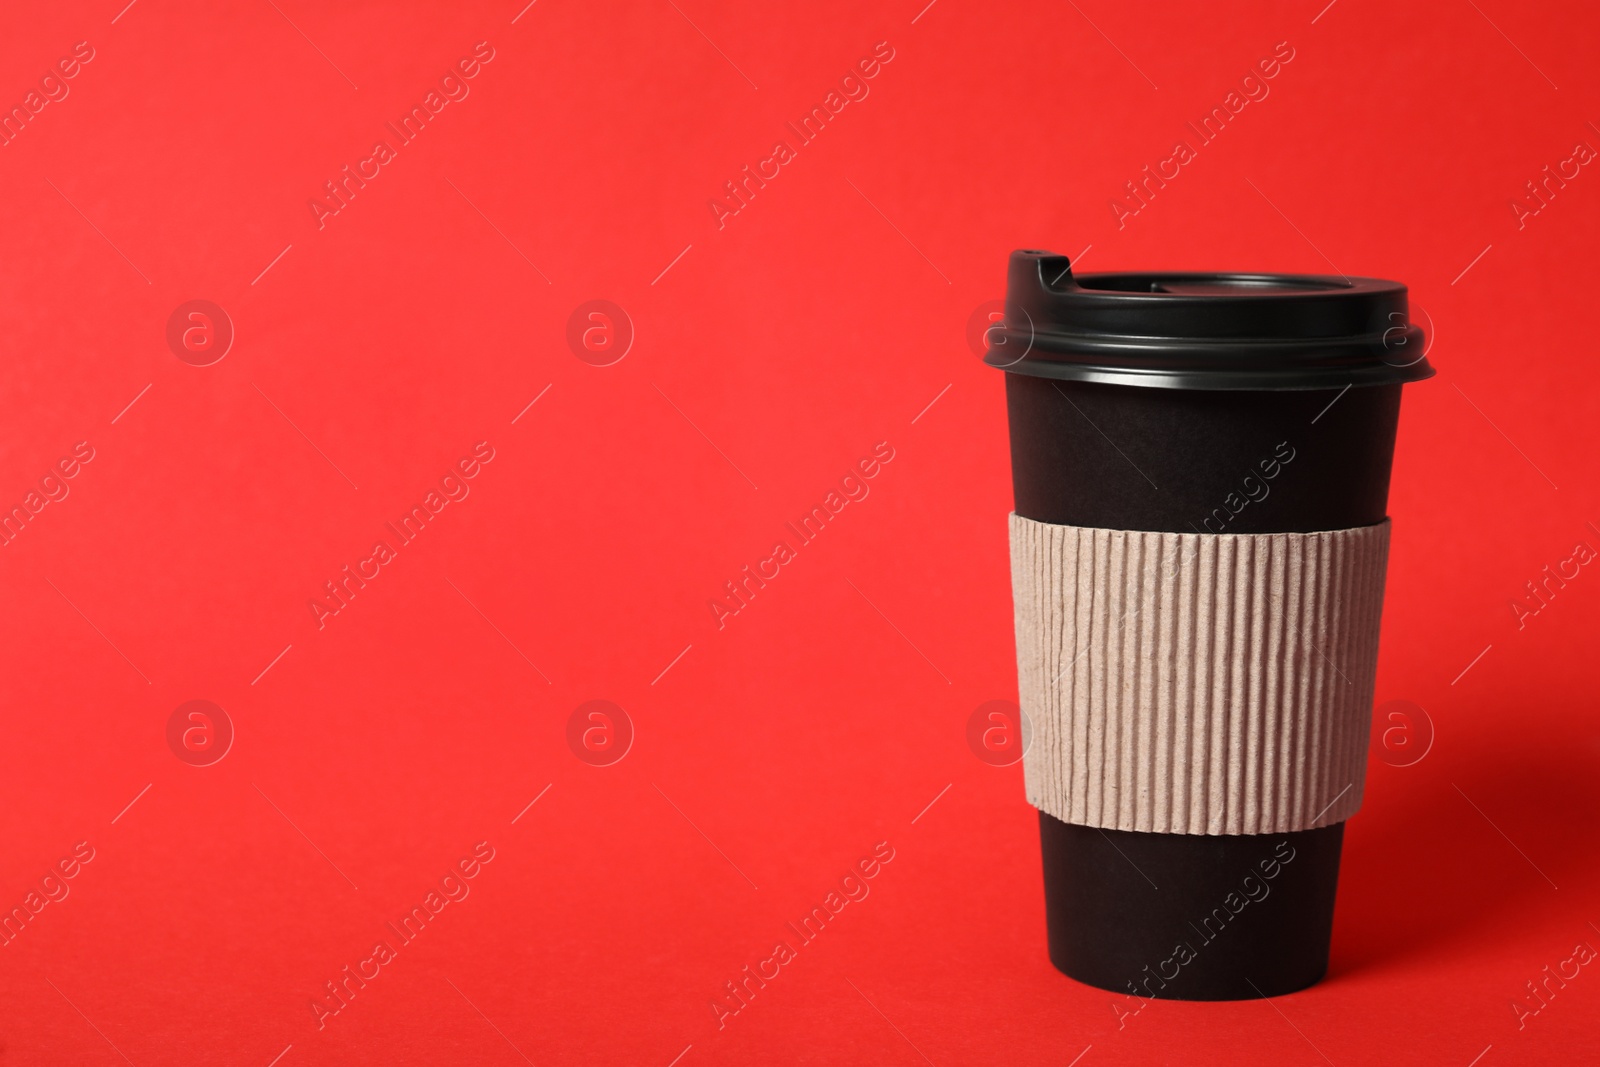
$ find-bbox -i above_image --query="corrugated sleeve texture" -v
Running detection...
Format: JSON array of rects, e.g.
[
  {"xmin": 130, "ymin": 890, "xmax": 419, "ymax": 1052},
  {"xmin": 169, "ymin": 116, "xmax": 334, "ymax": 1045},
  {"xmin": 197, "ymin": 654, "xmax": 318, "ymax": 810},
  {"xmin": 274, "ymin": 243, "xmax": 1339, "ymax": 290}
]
[{"xmin": 1009, "ymin": 514, "xmax": 1389, "ymax": 835}]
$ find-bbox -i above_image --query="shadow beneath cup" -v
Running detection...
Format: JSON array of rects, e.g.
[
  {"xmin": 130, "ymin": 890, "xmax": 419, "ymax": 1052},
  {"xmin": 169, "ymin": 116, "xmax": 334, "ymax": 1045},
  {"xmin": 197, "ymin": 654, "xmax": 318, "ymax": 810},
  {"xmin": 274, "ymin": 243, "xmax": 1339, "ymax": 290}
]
[{"xmin": 1327, "ymin": 709, "xmax": 1600, "ymax": 980}]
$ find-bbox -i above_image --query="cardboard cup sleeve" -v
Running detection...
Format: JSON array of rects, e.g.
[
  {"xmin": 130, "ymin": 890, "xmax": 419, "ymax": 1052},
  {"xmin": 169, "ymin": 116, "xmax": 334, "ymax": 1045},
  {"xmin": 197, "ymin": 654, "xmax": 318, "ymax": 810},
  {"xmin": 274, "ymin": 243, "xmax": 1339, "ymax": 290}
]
[{"xmin": 1010, "ymin": 516, "xmax": 1389, "ymax": 837}]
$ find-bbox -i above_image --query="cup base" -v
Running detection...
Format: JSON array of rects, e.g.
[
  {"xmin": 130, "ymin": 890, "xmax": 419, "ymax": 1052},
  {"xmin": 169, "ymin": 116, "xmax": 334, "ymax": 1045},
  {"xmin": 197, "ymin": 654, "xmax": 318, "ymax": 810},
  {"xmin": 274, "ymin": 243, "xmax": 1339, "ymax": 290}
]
[{"xmin": 1039, "ymin": 813, "xmax": 1344, "ymax": 1001}]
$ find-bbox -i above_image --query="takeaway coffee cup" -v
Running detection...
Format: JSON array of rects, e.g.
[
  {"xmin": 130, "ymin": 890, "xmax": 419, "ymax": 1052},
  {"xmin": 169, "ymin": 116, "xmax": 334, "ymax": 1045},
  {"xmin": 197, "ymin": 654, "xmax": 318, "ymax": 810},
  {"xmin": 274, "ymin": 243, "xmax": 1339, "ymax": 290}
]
[{"xmin": 987, "ymin": 250, "xmax": 1432, "ymax": 1001}]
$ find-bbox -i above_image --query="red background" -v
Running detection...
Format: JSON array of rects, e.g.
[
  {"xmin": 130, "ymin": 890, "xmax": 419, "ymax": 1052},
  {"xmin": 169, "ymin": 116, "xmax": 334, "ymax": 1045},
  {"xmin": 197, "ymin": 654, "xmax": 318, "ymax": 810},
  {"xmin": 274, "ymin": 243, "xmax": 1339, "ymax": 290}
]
[{"xmin": 1, "ymin": 1, "xmax": 1597, "ymax": 1063}]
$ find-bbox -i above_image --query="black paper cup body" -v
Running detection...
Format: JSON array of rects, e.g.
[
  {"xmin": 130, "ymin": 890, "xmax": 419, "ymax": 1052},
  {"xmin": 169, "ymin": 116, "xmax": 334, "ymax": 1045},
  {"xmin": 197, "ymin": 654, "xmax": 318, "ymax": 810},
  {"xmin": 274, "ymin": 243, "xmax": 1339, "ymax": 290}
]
[{"xmin": 989, "ymin": 250, "xmax": 1431, "ymax": 1001}]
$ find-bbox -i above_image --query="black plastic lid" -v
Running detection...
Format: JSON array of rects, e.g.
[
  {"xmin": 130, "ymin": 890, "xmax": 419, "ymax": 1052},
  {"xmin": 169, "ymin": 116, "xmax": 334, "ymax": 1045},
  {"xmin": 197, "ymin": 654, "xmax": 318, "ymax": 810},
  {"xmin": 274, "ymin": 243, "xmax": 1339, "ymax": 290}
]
[{"xmin": 984, "ymin": 249, "xmax": 1435, "ymax": 390}]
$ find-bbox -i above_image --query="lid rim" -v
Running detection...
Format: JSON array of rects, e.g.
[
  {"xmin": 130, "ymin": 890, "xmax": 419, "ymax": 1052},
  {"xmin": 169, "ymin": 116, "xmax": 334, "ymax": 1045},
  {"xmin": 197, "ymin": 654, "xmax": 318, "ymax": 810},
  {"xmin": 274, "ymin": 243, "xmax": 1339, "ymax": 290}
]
[{"xmin": 987, "ymin": 356, "xmax": 1436, "ymax": 391}]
